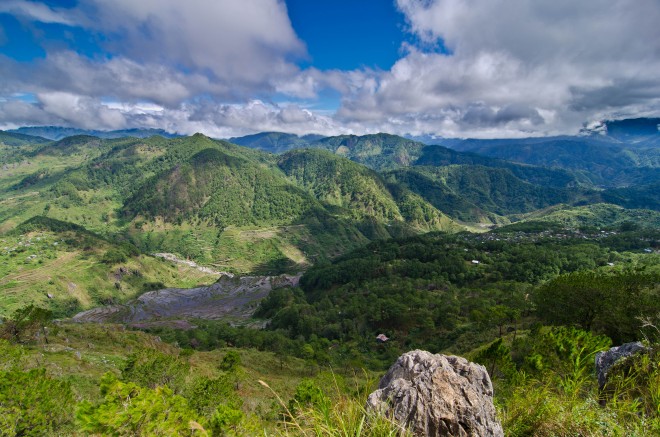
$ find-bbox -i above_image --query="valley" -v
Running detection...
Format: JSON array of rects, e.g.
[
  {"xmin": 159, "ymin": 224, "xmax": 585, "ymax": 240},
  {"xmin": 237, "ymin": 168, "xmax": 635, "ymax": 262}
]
[
  {"xmin": 1, "ymin": 124, "xmax": 659, "ymax": 329},
  {"xmin": 1, "ymin": 121, "xmax": 659, "ymax": 436}
]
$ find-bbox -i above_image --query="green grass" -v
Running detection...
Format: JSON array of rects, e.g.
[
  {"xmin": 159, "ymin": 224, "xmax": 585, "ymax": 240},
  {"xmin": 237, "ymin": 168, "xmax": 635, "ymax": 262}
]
[
  {"xmin": 0, "ymin": 229, "xmax": 218, "ymax": 317},
  {"xmin": 1, "ymin": 323, "xmax": 378, "ymax": 434},
  {"xmin": 3, "ymin": 317, "xmax": 660, "ymax": 436}
]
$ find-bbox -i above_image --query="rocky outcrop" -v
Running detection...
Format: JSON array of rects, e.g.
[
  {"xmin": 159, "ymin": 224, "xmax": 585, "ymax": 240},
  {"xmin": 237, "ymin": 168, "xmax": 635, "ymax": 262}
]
[
  {"xmin": 72, "ymin": 274, "xmax": 300, "ymax": 325},
  {"xmin": 366, "ymin": 350, "xmax": 503, "ymax": 437},
  {"xmin": 595, "ymin": 341, "xmax": 648, "ymax": 389}
]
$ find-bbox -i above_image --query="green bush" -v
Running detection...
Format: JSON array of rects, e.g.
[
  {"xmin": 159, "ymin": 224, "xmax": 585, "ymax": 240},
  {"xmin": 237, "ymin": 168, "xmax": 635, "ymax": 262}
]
[
  {"xmin": 219, "ymin": 350, "xmax": 241, "ymax": 372},
  {"xmin": 122, "ymin": 349, "xmax": 189, "ymax": 393},
  {"xmin": 0, "ymin": 305, "xmax": 52, "ymax": 344},
  {"xmin": 185, "ymin": 375, "xmax": 242, "ymax": 418},
  {"xmin": 0, "ymin": 368, "xmax": 74, "ymax": 436},
  {"xmin": 101, "ymin": 248, "xmax": 128, "ymax": 265},
  {"xmin": 209, "ymin": 403, "xmax": 243, "ymax": 436},
  {"xmin": 76, "ymin": 373, "xmax": 204, "ymax": 436},
  {"xmin": 289, "ymin": 379, "xmax": 330, "ymax": 415}
]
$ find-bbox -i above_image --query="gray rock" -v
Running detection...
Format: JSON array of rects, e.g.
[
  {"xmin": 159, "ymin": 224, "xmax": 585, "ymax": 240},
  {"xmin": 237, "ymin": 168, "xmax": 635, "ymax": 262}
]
[
  {"xmin": 366, "ymin": 350, "xmax": 503, "ymax": 437},
  {"xmin": 595, "ymin": 341, "xmax": 648, "ymax": 389}
]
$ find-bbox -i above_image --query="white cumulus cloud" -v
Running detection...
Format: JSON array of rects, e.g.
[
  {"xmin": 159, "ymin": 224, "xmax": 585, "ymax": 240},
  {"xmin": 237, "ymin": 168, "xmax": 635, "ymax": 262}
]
[
  {"xmin": 336, "ymin": 0, "xmax": 660, "ymax": 137},
  {"xmin": 1, "ymin": 0, "xmax": 660, "ymax": 138}
]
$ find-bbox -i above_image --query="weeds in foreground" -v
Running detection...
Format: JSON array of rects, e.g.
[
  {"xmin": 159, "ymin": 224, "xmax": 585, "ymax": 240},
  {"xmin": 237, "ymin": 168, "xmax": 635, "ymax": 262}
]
[
  {"xmin": 259, "ymin": 372, "xmax": 410, "ymax": 437},
  {"xmin": 500, "ymin": 347, "xmax": 660, "ymax": 437}
]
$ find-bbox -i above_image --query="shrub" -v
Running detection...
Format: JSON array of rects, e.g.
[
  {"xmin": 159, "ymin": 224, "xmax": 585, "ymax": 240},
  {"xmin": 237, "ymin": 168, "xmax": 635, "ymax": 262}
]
[
  {"xmin": 0, "ymin": 368, "xmax": 74, "ymax": 436},
  {"xmin": 122, "ymin": 349, "xmax": 189, "ymax": 393},
  {"xmin": 76, "ymin": 373, "xmax": 204, "ymax": 436}
]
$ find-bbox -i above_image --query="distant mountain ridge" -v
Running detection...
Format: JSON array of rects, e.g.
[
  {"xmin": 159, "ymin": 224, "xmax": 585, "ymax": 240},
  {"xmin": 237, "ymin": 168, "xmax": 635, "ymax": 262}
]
[
  {"xmin": 228, "ymin": 132, "xmax": 427, "ymax": 170},
  {"xmin": 0, "ymin": 130, "xmax": 50, "ymax": 146},
  {"xmin": 444, "ymin": 137, "xmax": 660, "ymax": 187},
  {"xmin": 9, "ymin": 126, "xmax": 181, "ymax": 140},
  {"xmin": 226, "ymin": 119, "xmax": 659, "ymax": 189},
  {"xmin": 226, "ymin": 131, "xmax": 659, "ymax": 216},
  {"xmin": 228, "ymin": 132, "xmax": 325, "ymax": 153}
]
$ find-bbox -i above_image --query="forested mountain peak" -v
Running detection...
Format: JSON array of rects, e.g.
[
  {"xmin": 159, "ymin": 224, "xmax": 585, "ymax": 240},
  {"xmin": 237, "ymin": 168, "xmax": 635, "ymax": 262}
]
[{"xmin": 229, "ymin": 131, "xmax": 325, "ymax": 153}]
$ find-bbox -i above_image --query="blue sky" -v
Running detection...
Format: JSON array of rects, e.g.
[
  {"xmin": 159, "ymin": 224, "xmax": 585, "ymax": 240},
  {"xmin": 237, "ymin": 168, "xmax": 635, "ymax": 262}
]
[
  {"xmin": 286, "ymin": 0, "xmax": 408, "ymax": 71},
  {"xmin": 0, "ymin": 0, "xmax": 659, "ymax": 138},
  {"xmin": 1, "ymin": 0, "xmax": 409, "ymax": 69}
]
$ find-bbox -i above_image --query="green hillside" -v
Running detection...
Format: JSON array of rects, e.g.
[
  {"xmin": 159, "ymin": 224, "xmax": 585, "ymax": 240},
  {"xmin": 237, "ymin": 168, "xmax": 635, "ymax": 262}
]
[
  {"xmin": 310, "ymin": 133, "xmax": 425, "ymax": 171},
  {"xmin": 511, "ymin": 203, "xmax": 660, "ymax": 229},
  {"xmin": 229, "ymin": 132, "xmax": 324, "ymax": 153},
  {"xmin": 278, "ymin": 149, "xmax": 399, "ymax": 222},
  {"xmin": 416, "ymin": 144, "xmax": 587, "ymax": 188},
  {"xmin": 385, "ymin": 165, "xmax": 587, "ymax": 223},
  {"xmin": 0, "ymin": 216, "xmax": 217, "ymax": 318},
  {"xmin": 1, "ymin": 131, "xmax": 657, "ymax": 278},
  {"xmin": 124, "ymin": 147, "xmax": 323, "ymax": 228},
  {"xmin": 450, "ymin": 138, "xmax": 660, "ymax": 187},
  {"xmin": 0, "ymin": 130, "xmax": 50, "ymax": 147},
  {"xmin": 278, "ymin": 148, "xmax": 461, "ymax": 233},
  {"xmin": 0, "ymin": 133, "xmax": 463, "ymax": 274},
  {"xmin": 602, "ymin": 182, "xmax": 660, "ymax": 210}
]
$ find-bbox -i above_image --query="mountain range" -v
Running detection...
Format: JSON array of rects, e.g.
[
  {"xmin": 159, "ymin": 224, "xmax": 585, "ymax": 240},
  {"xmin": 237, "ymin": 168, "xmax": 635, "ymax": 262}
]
[
  {"xmin": 7, "ymin": 126, "xmax": 181, "ymax": 140},
  {"xmin": 225, "ymin": 118, "xmax": 660, "ymax": 189},
  {"xmin": 1, "ymin": 117, "xmax": 658, "ymax": 284}
]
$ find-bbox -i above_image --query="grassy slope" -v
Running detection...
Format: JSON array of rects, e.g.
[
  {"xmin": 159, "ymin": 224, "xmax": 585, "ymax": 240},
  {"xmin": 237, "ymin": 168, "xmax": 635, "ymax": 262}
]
[
  {"xmin": 4, "ymin": 321, "xmax": 381, "ymax": 435},
  {"xmin": 0, "ymin": 219, "xmax": 217, "ymax": 318}
]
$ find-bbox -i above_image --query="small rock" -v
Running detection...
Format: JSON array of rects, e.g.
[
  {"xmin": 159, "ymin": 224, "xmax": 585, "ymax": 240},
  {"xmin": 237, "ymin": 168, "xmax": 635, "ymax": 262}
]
[{"xmin": 595, "ymin": 342, "xmax": 648, "ymax": 389}]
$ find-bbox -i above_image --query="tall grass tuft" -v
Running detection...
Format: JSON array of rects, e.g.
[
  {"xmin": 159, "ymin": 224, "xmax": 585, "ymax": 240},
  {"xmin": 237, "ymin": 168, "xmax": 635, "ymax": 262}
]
[
  {"xmin": 260, "ymin": 372, "xmax": 410, "ymax": 437},
  {"xmin": 501, "ymin": 344, "xmax": 660, "ymax": 436}
]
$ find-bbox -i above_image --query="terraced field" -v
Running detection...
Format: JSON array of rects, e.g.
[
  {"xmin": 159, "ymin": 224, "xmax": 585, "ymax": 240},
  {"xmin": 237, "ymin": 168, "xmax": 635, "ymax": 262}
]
[
  {"xmin": 0, "ymin": 230, "xmax": 219, "ymax": 317},
  {"xmin": 72, "ymin": 274, "xmax": 300, "ymax": 327}
]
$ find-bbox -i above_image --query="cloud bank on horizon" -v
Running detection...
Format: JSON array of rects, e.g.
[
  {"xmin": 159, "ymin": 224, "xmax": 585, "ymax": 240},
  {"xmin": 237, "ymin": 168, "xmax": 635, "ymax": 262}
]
[{"xmin": 1, "ymin": 0, "xmax": 659, "ymax": 138}]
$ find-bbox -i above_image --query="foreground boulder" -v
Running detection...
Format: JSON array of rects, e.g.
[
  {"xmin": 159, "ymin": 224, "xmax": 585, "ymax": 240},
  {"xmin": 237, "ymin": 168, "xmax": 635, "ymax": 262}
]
[
  {"xmin": 595, "ymin": 341, "xmax": 648, "ymax": 389},
  {"xmin": 366, "ymin": 350, "xmax": 503, "ymax": 437}
]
